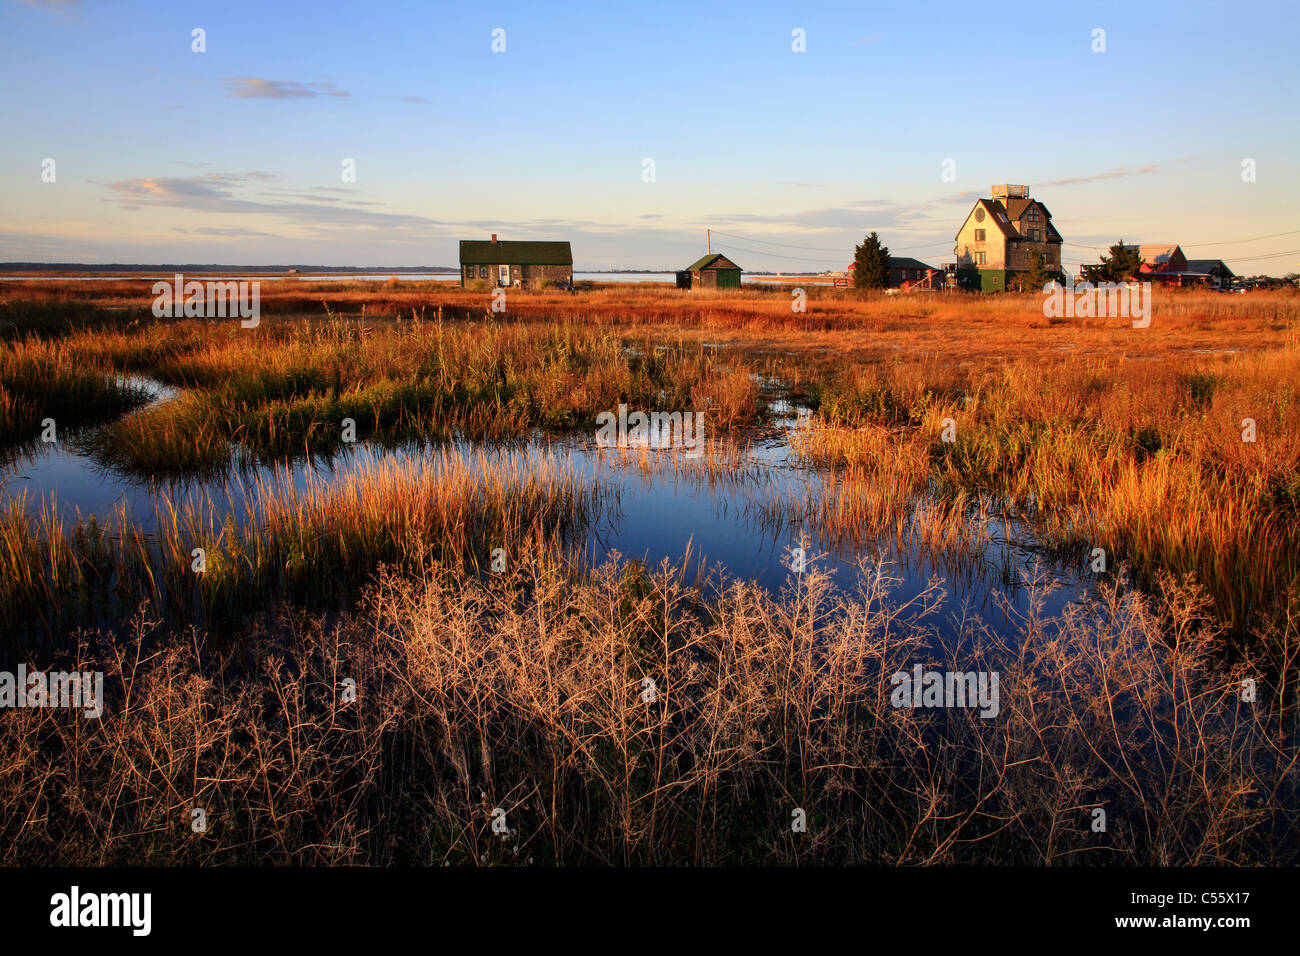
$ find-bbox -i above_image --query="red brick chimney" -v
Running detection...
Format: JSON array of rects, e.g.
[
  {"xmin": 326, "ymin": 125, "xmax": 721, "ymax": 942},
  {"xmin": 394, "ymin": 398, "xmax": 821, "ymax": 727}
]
[{"xmin": 491, "ymin": 233, "xmax": 498, "ymax": 243}]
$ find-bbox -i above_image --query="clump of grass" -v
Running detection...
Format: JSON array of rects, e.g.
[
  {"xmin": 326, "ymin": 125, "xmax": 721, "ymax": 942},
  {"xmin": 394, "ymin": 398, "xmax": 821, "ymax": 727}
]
[
  {"xmin": 1179, "ymin": 370, "xmax": 1220, "ymax": 411},
  {"xmin": 0, "ymin": 338, "xmax": 151, "ymax": 449},
  {"xmin": 79, "ymin": 391, "xmax": 234, "ymax": 476},
  {"xmin": 779, "ymin": 419, "xmax": 992, "ymax": 556}
]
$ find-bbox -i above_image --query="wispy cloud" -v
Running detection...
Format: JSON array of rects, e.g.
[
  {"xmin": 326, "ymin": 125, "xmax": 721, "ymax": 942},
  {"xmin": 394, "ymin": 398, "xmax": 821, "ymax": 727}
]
[
  {"xmin": 180, "ymin": 226, "xmax": 281, "ymax": 239},
  {"xmin": 99, "ymin": 172, "xmax": 638, "ymax": 244},
  {"xmin": 98, "ymin": 171, "xmax": 443, "ymax": 237},
  {"xmin": 222, "ymin": 77, "xmax": 350, "ymax": 99},
  {"xmin": 1038, "ymin": 164, "xmax": 1161, "ymax": 187},
  {"xmin": 932, "ymin": 164, "xmax": 1164, "ymax": 207}
]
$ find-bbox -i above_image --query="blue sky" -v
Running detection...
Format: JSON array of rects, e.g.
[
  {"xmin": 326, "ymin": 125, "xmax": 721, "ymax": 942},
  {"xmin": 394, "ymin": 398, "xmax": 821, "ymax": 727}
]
[{"xmin": 2, "ymin": 0, "xmax": 1297, "ymax": 273}]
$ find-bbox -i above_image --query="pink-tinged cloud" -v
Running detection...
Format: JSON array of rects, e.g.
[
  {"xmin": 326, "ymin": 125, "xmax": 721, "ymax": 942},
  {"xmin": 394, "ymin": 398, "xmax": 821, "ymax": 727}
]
[{"xmin": 223, "ymin": 77, "xmax": 350, "ymax": 99}]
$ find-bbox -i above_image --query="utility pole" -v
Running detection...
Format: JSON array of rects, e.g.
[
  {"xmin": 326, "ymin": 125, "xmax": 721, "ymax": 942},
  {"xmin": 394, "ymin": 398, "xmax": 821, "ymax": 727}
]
[{"xmin": 707, "ymin": 229, "xmax": 711, "ymax": 254}]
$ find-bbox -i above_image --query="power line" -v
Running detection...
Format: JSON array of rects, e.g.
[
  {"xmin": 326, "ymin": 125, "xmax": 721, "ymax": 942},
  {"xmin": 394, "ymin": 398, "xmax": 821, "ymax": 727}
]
[
  {"xmin": 711, "ymin": 242, "xmax": 838, "ymax": 265},
  {"xmin": 1065, "ymin": 244, "xmax": 1298, "ymax": 263},
  {"xmin": 1066, "ymin": 230, "xmax": 1300, "ymax": 254},
  {"xmin": 887, "ymin": 240, "xmax": 959, "ymax": 253},
  {"xmin": 1182, "ymin": 230, "xmax": 1300, "ymax": 247},
  {"xmin": 1221, "ymin": 249, "xmax": 1300, "ymax": 263},
  {"xmin": 708, "ymin": 230, "xmax": 847, "ymax": 253}
]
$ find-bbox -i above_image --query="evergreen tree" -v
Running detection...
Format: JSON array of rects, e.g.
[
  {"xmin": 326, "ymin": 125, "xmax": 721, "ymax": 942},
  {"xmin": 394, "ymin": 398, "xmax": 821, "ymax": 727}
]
[
  {"xmin": 1021, "ymin": 250, "xmax": 1051, "ymax": 291},
  {"xmin": 1083, "ymin": 241, "xmax": 1144, "ymax": 282},
  {"xmin": 853, "ymin": 232, "xmax": 891, "ymax": 290}
]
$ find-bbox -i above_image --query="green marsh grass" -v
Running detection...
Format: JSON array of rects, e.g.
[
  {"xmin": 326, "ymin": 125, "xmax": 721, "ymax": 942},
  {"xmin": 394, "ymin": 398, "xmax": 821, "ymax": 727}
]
[{"xmin": 0, "ymin": 338, "xmax": 151, "ymax": 450}]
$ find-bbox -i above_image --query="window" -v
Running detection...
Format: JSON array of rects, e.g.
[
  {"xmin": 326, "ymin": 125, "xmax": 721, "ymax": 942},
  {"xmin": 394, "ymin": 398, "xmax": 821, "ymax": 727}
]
[
  {"xmin": 975, "ymin": 252, "xmax": 987, "ymax": 265},
  {"xmin": 974, "ymin": 228, "xmax": 986, "ymax": 242},
  {"xmin": 479, "ymin": 265, "xmax": 489, "ymax": 279},
  {"xmin": 1030, "ymin": 229, "xmax": 1041, "ymax": 241},
  {"xmin": 464, "ymin": 265, "xmax": 475, "ymax": 279},
  {"xmin": 1028, "ymin": 208, "xmax": 1040, "ymax": 223},
  {"xmin": 975, "ymin": 208, "xmax": 986, "ymax": 222}
]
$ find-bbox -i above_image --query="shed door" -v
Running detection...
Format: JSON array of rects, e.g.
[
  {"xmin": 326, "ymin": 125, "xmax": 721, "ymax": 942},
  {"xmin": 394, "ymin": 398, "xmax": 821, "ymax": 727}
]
[{"xmin": 499, "ymin": 265, "xmax": 510, "ymax": 286}]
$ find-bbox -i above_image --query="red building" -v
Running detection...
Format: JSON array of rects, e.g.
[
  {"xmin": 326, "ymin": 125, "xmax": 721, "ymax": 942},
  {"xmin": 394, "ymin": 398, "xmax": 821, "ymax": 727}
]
[
  {"xmin": 1138, "ymin": 244, "xmax": 1188, "ymax": 277},
  {"xmin": 1137, "ymin": 245, "xmax": 1234, "ymax": 287}
]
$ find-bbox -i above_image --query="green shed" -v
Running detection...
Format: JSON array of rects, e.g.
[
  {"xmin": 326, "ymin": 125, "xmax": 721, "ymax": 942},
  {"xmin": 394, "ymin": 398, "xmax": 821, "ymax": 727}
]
[{"xmin": 676, "ymin": 253, "xmax": 742, "ymax": 291}]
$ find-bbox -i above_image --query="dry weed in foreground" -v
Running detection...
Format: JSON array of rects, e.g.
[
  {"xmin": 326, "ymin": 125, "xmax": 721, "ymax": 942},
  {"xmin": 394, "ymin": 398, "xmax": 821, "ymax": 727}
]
[{"xmin": 1, "ymin": 558, "xmax": 1294, "ymax": 865}]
